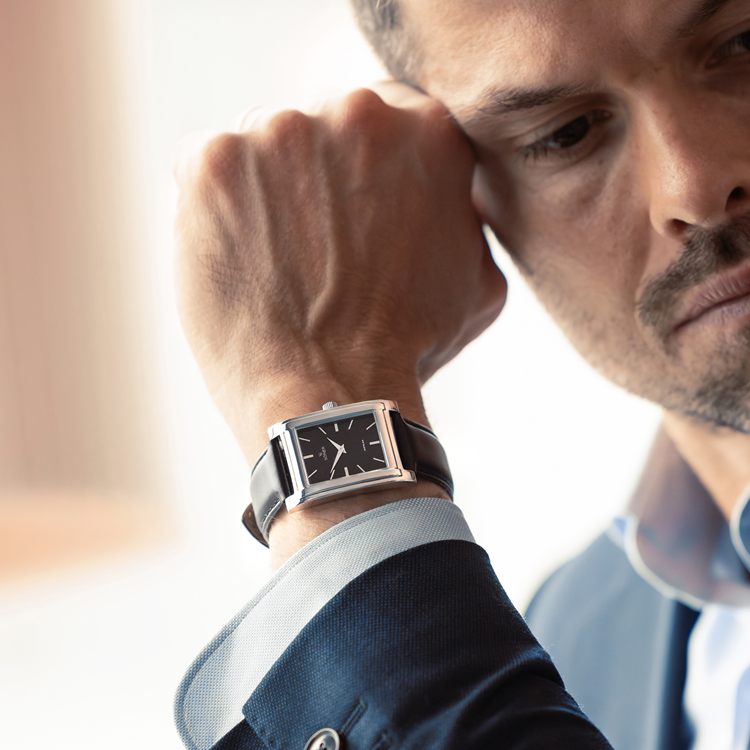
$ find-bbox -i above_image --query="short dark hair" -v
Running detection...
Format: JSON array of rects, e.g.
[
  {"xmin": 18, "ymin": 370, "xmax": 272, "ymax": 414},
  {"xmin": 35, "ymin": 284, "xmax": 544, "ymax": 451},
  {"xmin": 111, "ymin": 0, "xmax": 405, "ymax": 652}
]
[{"xmin": 349, "ymin": 0, "xmax": 421, "ymax": 86}]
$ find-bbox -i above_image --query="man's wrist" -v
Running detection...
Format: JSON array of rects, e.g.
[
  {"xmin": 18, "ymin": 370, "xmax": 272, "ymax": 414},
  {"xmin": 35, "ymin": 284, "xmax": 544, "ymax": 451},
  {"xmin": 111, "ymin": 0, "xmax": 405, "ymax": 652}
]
[
  {"xmin": 222, "ymin": 378, "xmax": 431, "ymax": 468},
  {"xmin": 230, "ymin": 382, "xmax": 443, "ymax": 569},
  {"xmin": 267, "ymin": 479, "xmax": 450, "ymax": 571}
]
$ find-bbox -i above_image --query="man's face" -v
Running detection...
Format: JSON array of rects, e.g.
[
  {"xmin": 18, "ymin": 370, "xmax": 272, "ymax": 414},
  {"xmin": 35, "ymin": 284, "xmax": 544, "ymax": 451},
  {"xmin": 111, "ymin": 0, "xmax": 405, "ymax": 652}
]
[{"xmin": 406, "ymin": 0, "xmax": 750, "ymax": 431}]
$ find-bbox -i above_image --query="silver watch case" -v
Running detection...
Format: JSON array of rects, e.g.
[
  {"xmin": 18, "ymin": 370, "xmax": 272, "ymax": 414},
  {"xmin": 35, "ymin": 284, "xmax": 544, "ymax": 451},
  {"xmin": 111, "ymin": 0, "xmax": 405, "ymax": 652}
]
[{"xmin": 268, "ymin": 399, "xmax": 417, "ymax": 512}]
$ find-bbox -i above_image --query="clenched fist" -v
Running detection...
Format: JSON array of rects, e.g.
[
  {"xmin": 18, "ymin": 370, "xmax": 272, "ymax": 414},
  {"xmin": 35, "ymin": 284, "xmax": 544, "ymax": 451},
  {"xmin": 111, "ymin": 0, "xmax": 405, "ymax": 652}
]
[{"xmin": 174, "ymin": 83, "xmax": 506, "ymax": 559}]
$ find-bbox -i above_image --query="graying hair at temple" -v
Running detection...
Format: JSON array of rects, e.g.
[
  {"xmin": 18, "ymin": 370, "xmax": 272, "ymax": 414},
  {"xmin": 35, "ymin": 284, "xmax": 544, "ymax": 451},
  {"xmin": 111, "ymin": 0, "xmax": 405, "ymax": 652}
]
[{"xmin": 349, "ymin": 0, "xmax": 422, "ymax": 86}]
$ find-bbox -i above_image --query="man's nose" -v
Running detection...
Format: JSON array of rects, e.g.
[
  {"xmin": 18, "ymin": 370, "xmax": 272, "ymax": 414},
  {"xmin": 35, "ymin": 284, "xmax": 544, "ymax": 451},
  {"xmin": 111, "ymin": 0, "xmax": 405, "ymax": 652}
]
[{"xmin": 639, "ymin": 90, "xmax": 750, "ymax": 242}]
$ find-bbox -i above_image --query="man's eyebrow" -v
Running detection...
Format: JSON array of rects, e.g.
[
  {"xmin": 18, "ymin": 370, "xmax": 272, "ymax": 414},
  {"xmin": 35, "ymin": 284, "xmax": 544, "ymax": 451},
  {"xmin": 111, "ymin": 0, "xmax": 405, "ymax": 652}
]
[
  {"xmin": 455, "ymin": 0, "xmax": 734, "ymax": 128},
  {"xmin": 456, "ymin": 83, "xmax": 593, "ymax": 127},
  {"xmin": 676, "ymin": 0, "xmax": 733, "ymax": 39}
]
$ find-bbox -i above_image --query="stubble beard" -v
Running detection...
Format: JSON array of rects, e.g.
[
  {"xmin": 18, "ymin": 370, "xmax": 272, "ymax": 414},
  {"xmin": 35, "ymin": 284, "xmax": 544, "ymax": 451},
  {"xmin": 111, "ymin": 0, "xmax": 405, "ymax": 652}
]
[{"xmin": 635, "ymin": 215, "xmax": 750, "ymax": 434}]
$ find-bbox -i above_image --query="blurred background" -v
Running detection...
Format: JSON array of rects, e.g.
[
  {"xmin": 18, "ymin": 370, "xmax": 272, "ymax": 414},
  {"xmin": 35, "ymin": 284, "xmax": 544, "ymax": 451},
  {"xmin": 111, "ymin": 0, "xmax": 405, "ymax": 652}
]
[{"xmin": 0, "ymin": 0, "xmax": 661, "ymax": 747}]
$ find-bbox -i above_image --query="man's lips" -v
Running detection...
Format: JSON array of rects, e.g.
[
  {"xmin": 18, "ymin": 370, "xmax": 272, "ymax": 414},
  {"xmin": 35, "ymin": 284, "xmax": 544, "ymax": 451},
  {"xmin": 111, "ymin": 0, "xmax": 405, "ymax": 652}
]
[{"xmin": 673, "ymin": 260, "xmax": 750, "ymax": 333}]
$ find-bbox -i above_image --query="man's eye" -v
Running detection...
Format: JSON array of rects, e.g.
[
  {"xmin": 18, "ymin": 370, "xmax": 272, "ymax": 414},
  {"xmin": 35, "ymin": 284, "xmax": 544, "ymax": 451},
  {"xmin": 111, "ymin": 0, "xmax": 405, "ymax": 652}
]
[
  {"xmin": 522, "ymin": 110, "xmax": 610, "ymax": 163},
  {"xmin": 711, "ymin": 30, "xmax": 750, "ymax": 64},
  {"xmin": 545, "ymin": 116, "xmax": 592, "ymax": 149},
  {"xmin": 724, "ymin": 30, "xmax": 750, "ymax": 55}
]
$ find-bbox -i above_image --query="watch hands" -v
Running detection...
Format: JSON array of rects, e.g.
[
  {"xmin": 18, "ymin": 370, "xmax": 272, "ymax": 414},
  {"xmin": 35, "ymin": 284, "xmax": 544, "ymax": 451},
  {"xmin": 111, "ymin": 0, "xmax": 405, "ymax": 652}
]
[
  {"xmin": 327, "ymin": 437, "xmax": 345, "ymax": 453},
  {"xmin": 329, "ymin": 443, "xmax": 346, "ymax": 476}
]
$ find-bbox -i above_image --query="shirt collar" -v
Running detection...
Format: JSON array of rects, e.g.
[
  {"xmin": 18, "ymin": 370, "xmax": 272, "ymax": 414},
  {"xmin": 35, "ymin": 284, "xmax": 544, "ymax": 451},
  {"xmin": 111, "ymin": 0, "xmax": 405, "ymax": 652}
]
[{"xmin": 616, "ymin": 427, "xmax": 750, "ymax": 609}]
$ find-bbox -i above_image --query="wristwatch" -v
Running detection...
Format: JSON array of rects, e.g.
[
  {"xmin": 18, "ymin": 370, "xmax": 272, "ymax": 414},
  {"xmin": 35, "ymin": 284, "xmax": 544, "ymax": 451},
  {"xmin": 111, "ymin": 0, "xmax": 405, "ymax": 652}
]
[{"xmin": 243, "ymin": 399, "xmax": 453, "ymax": 546}]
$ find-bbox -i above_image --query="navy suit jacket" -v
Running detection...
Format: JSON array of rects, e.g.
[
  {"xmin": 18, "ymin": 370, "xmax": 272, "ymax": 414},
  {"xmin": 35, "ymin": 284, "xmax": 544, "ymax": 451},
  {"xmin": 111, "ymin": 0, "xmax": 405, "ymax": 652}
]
[
  {"xmin": 211, "ymin": 539, "xmax": 616, "ymax": 749},
  {"xmin": 205, "ymin": 432, "xmax": 707, "ymax": 749},
  {"xmin": 209, "ymin": 535, "xmax": 701, "ymax": 749}
]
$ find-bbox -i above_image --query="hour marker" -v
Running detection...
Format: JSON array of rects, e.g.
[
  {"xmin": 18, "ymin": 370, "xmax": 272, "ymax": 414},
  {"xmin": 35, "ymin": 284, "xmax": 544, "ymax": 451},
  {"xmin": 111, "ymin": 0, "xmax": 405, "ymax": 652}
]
[
  {"xmin": 303, "ymin": 454, "xmax": 313, "ymax": 460},
  {"xmin": 357, "ymin": 465, "xmax": 365, "ymax": 473},
  {"xmin": 367, "ymin": 422, "xmax": 376, "ymax": 430},
  {"xmin": 344, "ymin": 467, "xmax": 349, "ymax": 476},
  {"xmin": 308, "ymin": 469, "xmax": 317, "ymax": 478},
  {"xmin": 348, "ymin": 420, "xmax": 353, "ymax": 430},
  {"xmin": 319, "ymin": 427, "xmax": 327, "ymax": 435},
  {"xmin": 373, "ymin": 457, "xmax": 385, "ymax": 463},
  {"xmin": 369, "ymin": 441, "xmax": 379, "ymax": 445},
  {"xmin": 299, "ymin": 437, "xmax": 310, "ymax": 442},
  {"xmin": 334, "ymin": 423, "xmax": 339, "ymax": 432}
]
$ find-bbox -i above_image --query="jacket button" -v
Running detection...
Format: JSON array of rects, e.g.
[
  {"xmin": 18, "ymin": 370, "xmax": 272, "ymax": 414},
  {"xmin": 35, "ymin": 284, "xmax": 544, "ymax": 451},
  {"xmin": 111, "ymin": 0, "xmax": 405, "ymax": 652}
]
[{"xmin": 304, "ymin": 728, "xmax": 340, "ymax": 750}]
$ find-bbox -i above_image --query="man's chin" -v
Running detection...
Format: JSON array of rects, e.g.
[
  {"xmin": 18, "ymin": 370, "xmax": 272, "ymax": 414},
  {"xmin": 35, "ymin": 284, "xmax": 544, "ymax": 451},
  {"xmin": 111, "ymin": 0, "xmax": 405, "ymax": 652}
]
[
  {"xmin": 670, "ymin": 353, "xmax": 750, "ymax": 435},
  {"xmin": 681, "ymin": 393, "xmax": 750, "ymax": 435}
]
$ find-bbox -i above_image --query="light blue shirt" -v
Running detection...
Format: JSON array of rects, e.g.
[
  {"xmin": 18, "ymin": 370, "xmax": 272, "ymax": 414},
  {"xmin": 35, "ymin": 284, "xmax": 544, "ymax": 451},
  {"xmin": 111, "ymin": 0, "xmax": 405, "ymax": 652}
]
[{"xmin": 611, "ymin": 444, "xmax": 750, "ymax": 750}]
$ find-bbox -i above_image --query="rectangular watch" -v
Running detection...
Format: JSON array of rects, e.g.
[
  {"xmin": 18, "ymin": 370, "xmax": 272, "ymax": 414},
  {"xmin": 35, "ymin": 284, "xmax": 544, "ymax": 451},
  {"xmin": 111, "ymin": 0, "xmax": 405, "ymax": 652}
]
[{"xmin": 243, "ymin": 399, "xmax": 453, "ymax": 546}]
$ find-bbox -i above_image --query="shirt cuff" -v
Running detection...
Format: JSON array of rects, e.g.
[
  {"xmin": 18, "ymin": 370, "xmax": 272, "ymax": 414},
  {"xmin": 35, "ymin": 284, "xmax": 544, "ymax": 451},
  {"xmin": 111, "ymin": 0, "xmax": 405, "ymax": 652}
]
[{"xmin": 174, "ymin": 496, "xmax": 475, "ymax": 750}]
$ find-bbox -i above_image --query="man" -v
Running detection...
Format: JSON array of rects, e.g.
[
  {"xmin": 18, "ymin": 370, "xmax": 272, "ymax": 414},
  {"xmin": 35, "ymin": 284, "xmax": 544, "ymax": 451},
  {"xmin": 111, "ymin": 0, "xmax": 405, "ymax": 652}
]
[{"xmin": 172, "ymin": 0, "xmax": 750, "ymax": 748}]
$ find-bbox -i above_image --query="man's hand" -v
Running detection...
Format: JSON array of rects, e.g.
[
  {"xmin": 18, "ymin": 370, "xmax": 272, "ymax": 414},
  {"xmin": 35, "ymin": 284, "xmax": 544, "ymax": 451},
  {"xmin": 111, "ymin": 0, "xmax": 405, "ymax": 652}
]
[{"xmin": 174, "ymin": 83, "xmax": 506, "ymax": 563}]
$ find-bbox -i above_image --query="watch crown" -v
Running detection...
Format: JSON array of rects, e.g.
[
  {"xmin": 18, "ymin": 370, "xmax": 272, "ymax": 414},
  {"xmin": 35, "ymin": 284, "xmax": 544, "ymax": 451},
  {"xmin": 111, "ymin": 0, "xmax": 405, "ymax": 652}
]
[{"xmin": 321, "ymin": 401, "xmax": 338, "ymax": 410}]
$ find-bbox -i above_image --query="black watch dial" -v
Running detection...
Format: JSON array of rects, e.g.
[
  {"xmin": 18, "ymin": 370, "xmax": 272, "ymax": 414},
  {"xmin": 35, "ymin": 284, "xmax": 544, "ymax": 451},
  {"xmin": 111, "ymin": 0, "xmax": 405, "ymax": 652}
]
[{"xmin": 296, "ymin": 413, "xmax": 387, "ymax": 485}]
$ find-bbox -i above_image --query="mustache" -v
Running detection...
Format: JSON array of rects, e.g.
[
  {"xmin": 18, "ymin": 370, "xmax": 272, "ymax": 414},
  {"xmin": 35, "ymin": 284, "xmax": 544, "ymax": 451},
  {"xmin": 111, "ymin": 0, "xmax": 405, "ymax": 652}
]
[{"xmin": 637, "ymin": 215, "xmax": 750, "ymax": 335}]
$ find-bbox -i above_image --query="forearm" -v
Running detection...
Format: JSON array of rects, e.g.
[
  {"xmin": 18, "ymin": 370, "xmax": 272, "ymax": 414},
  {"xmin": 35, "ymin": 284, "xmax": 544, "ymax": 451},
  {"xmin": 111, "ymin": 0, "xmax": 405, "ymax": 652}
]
[
  {"xmin": 176, "ymin": 510, "xmax": 613, "ymax": 750},
  {"xmin": 174, "ymin": 85, "xmax": 505, "ymax": 569},
  {"xmin": 248, "ymin": 540, "xmax": 613, "ymax": 750}
]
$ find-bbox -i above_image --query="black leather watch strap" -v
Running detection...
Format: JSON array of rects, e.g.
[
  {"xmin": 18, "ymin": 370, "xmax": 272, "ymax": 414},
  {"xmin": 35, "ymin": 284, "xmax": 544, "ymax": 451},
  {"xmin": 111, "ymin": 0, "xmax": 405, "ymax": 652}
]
[
  {"xmin": 243, "ymin": 437, "xmax": 293, "ymax": 545},
  {"xmin": 243, "ymin": 412, "xmax": 453, "ymax": 547},
  {"xmin": 388, "ymin": 412, "xmax": 453, "ymax": 497}
]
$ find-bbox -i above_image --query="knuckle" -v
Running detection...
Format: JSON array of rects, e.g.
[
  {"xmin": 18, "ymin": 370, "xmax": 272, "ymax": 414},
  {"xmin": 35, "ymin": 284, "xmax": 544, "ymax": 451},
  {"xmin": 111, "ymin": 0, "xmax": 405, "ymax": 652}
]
[
  {"xmin": 421, "ymin": 96, "xmax": 452, "ymax": 123},
  {"xmin": 262, "ymin": 108, "xmax": 313, "ymax": 147},
  {"xmin": 344, "ymin": 86, "xmax": 387, "ymax": 112},
  {"xmin": 195, "ymin": 132, "xmax": 246, "ymax": 188},
  {"xmin": 336, "ymin": 87, "xmax": 392, "ymax": 131},
  {"xmin": 424, "ymin": 104, "xmax": 463, "ymax": 146}
]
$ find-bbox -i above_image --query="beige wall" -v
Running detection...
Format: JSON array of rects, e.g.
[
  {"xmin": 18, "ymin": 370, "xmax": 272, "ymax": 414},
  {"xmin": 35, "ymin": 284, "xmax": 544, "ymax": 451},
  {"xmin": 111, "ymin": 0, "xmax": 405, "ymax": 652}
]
[{"xmin": 0, "ymin": 0, "xmax": 171, "ymax": 580}]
